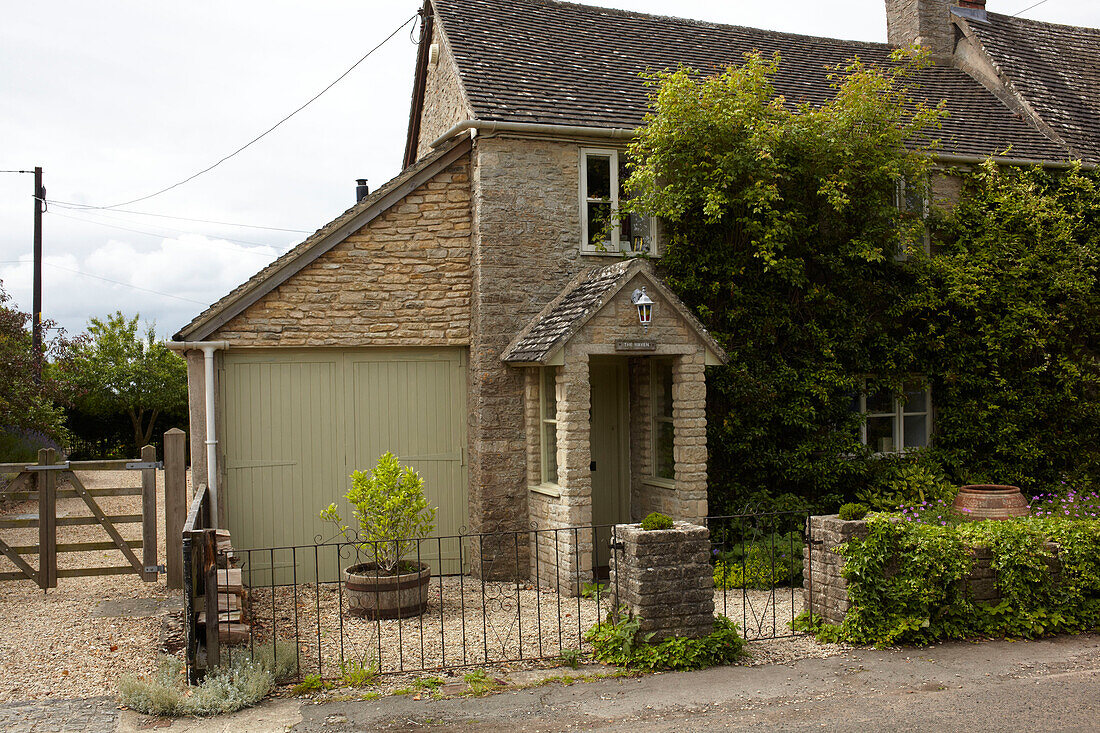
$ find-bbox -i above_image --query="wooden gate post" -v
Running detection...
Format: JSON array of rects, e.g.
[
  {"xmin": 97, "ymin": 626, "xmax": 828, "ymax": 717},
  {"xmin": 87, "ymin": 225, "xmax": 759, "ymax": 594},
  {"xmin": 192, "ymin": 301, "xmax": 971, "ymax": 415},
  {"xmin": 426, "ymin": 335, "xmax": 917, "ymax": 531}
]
[
  {"xmin": 37, "ymin": 448, "xmax": 57, "ymax": 589},
  {"xmin": 164, "ymin": 429, "xmax": 186, "ymax": 589},
  {"xmin": 141, "ymin": 445, "xmax": 158, "ymax": 582}
]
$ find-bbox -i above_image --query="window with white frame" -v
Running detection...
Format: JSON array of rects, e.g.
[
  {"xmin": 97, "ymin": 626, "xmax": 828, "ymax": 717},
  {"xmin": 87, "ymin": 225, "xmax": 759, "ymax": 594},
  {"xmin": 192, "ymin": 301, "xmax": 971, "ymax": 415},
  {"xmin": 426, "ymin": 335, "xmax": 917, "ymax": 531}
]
[
  {"xmin": 651, "ymin": 359, "xmax": 675, "ymax": 480},
  {"xmin": 894, "ymin": 176, "xmax": 930, "ymax": 260},
  {"xmin": 540, "ymin": 367, "xmax": 559, "ymax": 485},
  {"xmin": 580, "ymin": 148, "xmax": 657, "ymax": 255},
  {"xmin": 857, "ymin": 380, "xmax": 931, "ymax": 453}
]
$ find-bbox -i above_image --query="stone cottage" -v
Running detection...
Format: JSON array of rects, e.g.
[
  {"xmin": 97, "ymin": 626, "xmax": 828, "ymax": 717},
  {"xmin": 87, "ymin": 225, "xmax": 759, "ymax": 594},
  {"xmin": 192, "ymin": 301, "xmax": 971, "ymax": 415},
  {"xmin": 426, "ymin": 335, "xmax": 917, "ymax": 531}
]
[{"xmin": 172, "ymin": 0, "xmax": 1099, "ymax": 583}]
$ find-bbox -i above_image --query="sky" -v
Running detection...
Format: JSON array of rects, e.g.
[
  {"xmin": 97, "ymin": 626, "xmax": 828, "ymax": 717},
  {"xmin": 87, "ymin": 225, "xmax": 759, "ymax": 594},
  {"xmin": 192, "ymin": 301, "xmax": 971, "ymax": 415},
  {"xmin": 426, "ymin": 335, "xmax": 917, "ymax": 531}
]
[{"xmin": 2, "ymin": 0, "xmax": 1098, "ymax": 339}]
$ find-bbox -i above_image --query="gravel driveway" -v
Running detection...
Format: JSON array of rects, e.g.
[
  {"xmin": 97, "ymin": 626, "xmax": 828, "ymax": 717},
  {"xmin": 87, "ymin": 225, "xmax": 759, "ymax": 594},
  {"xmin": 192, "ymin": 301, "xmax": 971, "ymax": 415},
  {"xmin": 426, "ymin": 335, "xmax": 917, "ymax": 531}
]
[{"xmin": 0, "ymin": 469, "xmax": 184, "ymax": 702}]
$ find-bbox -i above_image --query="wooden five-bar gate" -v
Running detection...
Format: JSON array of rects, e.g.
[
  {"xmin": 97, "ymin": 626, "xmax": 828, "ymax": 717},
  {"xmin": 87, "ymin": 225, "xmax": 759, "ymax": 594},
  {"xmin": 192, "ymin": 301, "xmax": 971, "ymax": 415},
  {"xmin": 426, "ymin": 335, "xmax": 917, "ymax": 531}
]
[{"xmin": 0, "ymin": 428, "xmax": 187, "ymax": 589}]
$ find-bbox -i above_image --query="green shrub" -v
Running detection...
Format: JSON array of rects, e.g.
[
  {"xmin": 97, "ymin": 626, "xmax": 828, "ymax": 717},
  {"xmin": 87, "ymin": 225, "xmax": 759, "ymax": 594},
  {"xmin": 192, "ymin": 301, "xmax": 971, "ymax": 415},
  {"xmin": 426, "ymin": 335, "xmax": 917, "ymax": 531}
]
[
  {"xmin": 713, "ymin": 531, "xmax": 803, "ymax": 590},
  {"xmin": 337, "ymin": 658, "xmax": 377, "ymax": 688},
  {"xmin": 320, "ymin": 451, "xmax": 437, "ymax": 574},
  {"xmin": 118, "ymin": 642, "xmax": 297, "ymax": 717},
  {"xmin": 640, "ymin": 512, "xmax": 674, "ymax": 531},
  {"xmin": 812, "ymin": 514, "xmax": 1100, "ymax": 647},
  {"xmin": 580, "ymin": 581, "xmax": 607, "ymax": 599},
  {"xmin": 856, "ymin": 462, "xmax": 957, "ymax": 512},
  {"xmin": 838, "ymin": 503, "xmax": 869, "ymax": 521},
  {"xmin": 585, "ymin": 612, "xmax": 744, "ymax": 671},
  {"xmin": 291, "ymin": 674, "xmax": 323, "ymax": 695},
  {"xmin": 463, "ymin": 669, "xmax": 498, "ymax": 696}
]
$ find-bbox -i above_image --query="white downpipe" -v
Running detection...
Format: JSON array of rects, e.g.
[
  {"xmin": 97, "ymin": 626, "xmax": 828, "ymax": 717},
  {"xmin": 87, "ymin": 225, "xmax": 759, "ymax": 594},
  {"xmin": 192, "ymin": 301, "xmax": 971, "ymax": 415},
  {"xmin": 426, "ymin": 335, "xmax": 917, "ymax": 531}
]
[{"xmin": 167, "ymin": 340, "xmax": 229, "ymax": 529}]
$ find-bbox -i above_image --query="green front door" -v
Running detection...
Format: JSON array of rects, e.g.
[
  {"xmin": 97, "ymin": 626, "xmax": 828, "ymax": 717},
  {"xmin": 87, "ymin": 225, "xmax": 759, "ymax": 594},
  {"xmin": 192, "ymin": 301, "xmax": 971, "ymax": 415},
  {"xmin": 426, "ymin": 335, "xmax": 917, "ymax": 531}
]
[{"xmin": 589, "ymin": 357, "xmax": 630, "ymax": 568}]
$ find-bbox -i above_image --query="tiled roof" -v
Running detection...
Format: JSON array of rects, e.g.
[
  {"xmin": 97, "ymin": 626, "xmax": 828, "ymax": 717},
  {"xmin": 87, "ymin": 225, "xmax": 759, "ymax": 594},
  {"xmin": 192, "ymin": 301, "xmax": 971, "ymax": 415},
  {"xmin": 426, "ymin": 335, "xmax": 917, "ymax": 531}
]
[
  {"xmin": 174, "ymin": 137, "xmax": 471, "ymax": 341},
  {"xmin": 502, "ymin": 258, "xmax": 728, "ymax": 364},
  {"xmin": 432, "ymin": 0, "xmax": 1072, "ymax": 161},
  {"xmin": 966, "ymin": 11, "xmax": 1100, "ymax": 162},
  {"xmin": 503, "ymin": 260, "xmax": 633, "ymax": 363}
]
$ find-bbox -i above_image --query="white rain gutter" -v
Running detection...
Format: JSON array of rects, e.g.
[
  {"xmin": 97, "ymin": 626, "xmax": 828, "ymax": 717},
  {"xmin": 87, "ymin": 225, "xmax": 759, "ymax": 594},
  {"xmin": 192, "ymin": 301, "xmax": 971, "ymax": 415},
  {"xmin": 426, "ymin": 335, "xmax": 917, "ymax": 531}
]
[
  {"xmin": 932, "ymin": 152, "xmax": 1096, "ymax": 170},
  {"xmin": 429, "ymin": 119, "xmax": 635, "ymax": 149},
  {"xmin": 167, "ymin": 340, "xmax": 230, "ymax": 529}
]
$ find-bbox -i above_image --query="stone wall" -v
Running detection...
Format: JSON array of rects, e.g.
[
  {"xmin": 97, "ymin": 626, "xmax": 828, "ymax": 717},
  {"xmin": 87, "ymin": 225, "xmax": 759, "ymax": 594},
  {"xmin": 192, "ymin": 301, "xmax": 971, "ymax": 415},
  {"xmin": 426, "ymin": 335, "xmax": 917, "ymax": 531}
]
[
  {"xmin": 415, "ymin": 23, "xmax": 472, "ymax": 160},
  {"xmin": 209, "ymin": 155, "xmax": 472, "ymax": 346},
  {"xmin": 803, "ymin": 515, "xmax": 1065, "ymax": 625},
  {"xmin": 803, "ymin": 515, "xmax": 870, "ymax": 625},
  {"xmin": 610, "ymin": 521, "xmax": 715, "ymax": 641},
  {"xmin": 885, "ymin": 0, "xmax": 957, "ymax": 59},
  {"xmin": 467, "ymin": 135, "xmax": 620, "ymax": 547}
]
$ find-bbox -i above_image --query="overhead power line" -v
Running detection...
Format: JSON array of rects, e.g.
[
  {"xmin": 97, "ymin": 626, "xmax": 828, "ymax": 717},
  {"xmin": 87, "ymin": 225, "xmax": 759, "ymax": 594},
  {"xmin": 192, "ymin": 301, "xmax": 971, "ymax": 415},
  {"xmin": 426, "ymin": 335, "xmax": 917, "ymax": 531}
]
[
  {"xmin": 0, "ymin": 259, "xmax": 207, "ymax": 306},
  {"xmin": 44, "ymin": 199, "xmax": 312, "ymax": 234},
  {"xmin": 1013, "ymin": 0, "xmax": 1053, "ymax": 17},
  {"xmin": 47, "ymin": 208, "xmax": 290, "ymax": 254},
  {"xmin": 75, "ymin": 13, "xmax": 418, "ymax": 210}
]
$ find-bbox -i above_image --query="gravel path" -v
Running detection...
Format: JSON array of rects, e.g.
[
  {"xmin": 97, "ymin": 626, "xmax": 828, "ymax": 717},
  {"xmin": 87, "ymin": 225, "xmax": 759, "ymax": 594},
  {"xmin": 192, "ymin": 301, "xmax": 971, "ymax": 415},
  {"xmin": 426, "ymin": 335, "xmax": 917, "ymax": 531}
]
[{"xmin": 0, "ymin": 469, "xmax": 184, "ymax": 702}]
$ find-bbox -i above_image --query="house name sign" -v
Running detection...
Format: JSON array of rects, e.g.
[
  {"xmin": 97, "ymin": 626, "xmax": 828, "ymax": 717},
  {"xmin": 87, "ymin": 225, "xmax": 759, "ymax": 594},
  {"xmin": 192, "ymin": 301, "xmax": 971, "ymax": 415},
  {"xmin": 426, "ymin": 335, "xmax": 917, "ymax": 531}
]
[{"xmin": 614, "ymin": 339, "xmax": 657, "ymax": 352}]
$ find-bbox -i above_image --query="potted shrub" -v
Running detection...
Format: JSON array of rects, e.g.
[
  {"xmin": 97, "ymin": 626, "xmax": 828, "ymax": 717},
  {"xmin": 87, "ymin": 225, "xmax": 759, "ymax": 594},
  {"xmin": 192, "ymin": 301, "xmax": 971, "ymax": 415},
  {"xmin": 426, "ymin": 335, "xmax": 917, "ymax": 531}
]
[{"xmin": 320, "ymin": 452, "xmax": 437, "ymax": 619}]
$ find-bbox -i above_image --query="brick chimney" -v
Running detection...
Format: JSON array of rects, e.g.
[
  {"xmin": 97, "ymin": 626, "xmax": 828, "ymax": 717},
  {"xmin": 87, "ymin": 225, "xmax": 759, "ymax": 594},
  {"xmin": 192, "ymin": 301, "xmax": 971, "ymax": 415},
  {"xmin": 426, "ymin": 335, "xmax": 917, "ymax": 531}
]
[{"xmin": 885, "ymin": 0, "xmax": 986, "ymax": 59}]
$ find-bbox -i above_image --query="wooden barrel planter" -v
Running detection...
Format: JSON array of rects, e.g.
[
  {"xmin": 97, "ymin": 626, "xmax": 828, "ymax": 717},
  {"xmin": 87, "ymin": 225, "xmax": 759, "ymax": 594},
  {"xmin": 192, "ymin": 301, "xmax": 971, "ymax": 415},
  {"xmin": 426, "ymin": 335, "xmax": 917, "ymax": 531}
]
[
  {"xmin": 344, "ymin": 562, "xmax": 430, "ymax": 619},
  {"xmin": 952, "ymin": 484, "xmax": 1030, "ymax": 521}
]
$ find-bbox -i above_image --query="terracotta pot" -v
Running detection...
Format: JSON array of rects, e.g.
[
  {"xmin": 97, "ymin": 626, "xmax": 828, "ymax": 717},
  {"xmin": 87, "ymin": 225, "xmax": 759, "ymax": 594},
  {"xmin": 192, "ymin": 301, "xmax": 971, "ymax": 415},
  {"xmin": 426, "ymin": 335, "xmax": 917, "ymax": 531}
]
[
  {"xmin": 952, "ymin": 484, "xmax": 1030, "ymax": 521},
  {"xmin": 344, "ymin": 562, "xmax": 430, "ymax": 619}
]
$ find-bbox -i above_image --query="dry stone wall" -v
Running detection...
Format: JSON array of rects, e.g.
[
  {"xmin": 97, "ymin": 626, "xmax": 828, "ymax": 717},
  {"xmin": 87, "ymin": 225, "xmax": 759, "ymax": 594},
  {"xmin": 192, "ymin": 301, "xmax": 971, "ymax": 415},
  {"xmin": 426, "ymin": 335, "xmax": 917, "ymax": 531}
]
[
  {"xmin": 610, "ymin": 522, "xmax": 715, "ymax": 640},
  {"xmin": 415, "ymin": 25, "xmax": 472, "ymax": 160},
  {"xmin": 803, "ymin": 515, "xmax": 1066, "ymax": 625}
]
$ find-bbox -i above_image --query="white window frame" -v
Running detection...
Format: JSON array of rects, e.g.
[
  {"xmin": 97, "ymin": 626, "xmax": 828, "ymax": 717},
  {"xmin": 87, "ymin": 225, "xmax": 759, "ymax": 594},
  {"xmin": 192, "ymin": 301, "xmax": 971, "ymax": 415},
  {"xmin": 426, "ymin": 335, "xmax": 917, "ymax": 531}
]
[
  {"xmin": 858, "ymin": 384, "xmax": 932, "ymax": 454},
  {"xmin": 539, "ymin": 367, "xmax": 559, "ymax": 486},
  {"xmin": 579, "ymin": 148, "xmax": 658, "ymax": 256},
  {"xmin": 894, "ymin": 176, "xmax": 931, "ymax": 261}
]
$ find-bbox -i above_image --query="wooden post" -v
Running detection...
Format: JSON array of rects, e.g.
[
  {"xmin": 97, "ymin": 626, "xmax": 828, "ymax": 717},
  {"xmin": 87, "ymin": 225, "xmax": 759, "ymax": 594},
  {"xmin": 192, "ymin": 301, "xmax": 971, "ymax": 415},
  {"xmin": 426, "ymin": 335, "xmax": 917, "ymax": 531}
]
[
  {"xmin": 164, "ymin": 429, "xmax": 186, "ymax": 589},
  {"xmin": 203, "ymin": 528, "xmax": 220, "ymax": 669},
  {"xmin": 141, "ymin": 444, "xmax": 158, "ymax": 582},
  {"xmin": 37, "ymin": 448, "xmax": 57, "ymax": 589}
]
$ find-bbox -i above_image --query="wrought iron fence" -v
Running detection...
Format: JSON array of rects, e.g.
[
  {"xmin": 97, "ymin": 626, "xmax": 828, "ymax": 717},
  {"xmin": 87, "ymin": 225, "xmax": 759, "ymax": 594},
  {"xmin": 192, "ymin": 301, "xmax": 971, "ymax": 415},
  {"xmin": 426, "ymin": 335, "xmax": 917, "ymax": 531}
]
[
  {"xmin": 184, "ymin": 516, "xmax": 813, "ymax": 682},
  {"xmin": 704, "ymin": 511, "xmax": 811, "ymax": 641}
]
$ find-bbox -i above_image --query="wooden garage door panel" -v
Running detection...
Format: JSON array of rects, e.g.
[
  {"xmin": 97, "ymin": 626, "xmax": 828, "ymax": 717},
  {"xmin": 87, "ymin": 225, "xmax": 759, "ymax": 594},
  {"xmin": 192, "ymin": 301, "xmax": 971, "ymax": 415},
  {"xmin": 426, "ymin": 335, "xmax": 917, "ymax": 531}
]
[
  {"xmin": 223, "ymin": 356, "xmax": 340, "ymax": 551},
  {"xmin": 346, "ymin": 356, "xmax": 468, "ymax": 572},
  {"xmin": 221, "ymin": 349, "xmax": 467, "ymax": 582}
]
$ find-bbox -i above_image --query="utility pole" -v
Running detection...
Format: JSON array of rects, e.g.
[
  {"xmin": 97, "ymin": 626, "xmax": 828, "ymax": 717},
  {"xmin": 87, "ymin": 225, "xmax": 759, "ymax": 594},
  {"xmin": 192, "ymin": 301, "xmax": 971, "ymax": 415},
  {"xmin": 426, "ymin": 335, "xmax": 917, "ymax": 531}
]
[{"xmin": 32, "ymin": 166, "xmax": 43, "ymax": 382}]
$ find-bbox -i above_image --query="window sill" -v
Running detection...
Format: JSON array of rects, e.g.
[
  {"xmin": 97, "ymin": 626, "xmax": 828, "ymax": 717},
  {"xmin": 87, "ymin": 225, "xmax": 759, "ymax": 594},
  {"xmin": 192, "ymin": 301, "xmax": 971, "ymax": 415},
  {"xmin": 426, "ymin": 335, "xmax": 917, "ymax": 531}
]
[
  {"xmin": 580, "ymin": 248, "xmax": 659, "ymax": 259},
  {"xmin": 529, "ymin": 483, "xmax": 562, "ymax": 498},
  {"xmin": 641, "ymin": 477, "xmax": 676, "ymax": 490}
]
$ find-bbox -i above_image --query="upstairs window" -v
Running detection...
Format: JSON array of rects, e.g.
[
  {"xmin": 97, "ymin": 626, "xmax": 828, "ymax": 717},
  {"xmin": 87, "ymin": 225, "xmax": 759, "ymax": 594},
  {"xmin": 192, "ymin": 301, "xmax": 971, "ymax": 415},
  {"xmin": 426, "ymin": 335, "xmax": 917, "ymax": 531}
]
[
  {"xmin": 894, "ymin": 177, "xmax": 930, "ymax": 260},
  {"xmin": 856, "ymin": 381, "xmax": 931, "ymax": 453},
  {"xmin": 581, "ymin": 148, "xmax": 657, "ymax": 255}
]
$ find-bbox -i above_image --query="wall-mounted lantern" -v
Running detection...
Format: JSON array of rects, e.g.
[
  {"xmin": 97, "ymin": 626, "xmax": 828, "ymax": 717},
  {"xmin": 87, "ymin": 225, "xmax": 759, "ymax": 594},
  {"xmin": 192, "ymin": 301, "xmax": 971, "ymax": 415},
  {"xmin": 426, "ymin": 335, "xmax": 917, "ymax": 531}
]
[{"xmin": 631, "ymin": 287, "xmax": 653, "ymax": 333}]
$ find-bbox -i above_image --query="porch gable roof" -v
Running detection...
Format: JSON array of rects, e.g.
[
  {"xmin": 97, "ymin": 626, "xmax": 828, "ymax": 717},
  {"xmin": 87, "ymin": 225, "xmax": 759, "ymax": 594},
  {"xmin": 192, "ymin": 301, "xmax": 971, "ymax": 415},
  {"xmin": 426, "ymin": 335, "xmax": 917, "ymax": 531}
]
[{"xmin": 501, "ymin": 258, "xmax": 728, "ymax": 366}]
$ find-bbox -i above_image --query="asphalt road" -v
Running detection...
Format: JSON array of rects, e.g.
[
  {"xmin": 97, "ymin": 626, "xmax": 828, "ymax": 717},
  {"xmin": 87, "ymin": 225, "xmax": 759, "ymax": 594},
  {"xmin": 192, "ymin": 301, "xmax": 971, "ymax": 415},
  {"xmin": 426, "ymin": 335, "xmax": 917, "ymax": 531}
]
[{"xmin": 293, "ymin": 634, "xmax": 1100, "ymax": 732}]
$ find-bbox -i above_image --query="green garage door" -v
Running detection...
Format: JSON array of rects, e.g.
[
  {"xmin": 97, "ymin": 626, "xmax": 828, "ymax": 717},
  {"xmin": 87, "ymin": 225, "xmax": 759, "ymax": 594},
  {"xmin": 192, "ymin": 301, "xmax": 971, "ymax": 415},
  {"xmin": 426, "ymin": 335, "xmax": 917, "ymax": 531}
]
[{"xmin": 220, "ymin": 348, "xmax": 468, "ymax": 582}]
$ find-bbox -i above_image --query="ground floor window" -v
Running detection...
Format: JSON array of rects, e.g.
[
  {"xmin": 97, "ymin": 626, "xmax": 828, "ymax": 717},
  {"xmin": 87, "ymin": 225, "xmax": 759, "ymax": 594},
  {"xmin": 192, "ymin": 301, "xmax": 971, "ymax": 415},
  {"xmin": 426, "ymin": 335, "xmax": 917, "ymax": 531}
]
[
  {"xmin": 651, "ymin": 359, "xmax": 675, "ymax": 479},
  {"xmin": 541, "ymin": 367, "xmax": 559, "ymax": 485},
  {"xmin": 858, "ymin": 380, "xmax": 930, "ymax": 453}
]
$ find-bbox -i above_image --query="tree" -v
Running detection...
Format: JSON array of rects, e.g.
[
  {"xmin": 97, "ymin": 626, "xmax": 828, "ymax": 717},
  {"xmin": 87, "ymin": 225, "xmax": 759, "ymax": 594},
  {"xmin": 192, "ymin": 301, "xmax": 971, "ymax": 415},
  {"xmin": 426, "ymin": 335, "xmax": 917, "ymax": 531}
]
[
  {"xmin": 0, "ymin": 279, "xmax": 73, "ymax": 443},
  {"xmin": 625, "ymin": 48, "xmax": 1100, "ymax": 509},
  {"xmin": 64, "ymin": 312, "xmax": 187, "ymax": 453},
  {"xmin": 623, "ymin": 50, "xmax": 946, "ymax": 511}
]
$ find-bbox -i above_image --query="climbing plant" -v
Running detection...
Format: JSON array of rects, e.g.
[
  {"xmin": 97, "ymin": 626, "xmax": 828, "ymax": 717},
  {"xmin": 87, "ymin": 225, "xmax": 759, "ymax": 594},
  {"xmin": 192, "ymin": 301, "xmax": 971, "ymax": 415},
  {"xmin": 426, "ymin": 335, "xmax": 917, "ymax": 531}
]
[{"xmin": 623, "ymin": 49, "xmax": 1100, "ymax": 510}]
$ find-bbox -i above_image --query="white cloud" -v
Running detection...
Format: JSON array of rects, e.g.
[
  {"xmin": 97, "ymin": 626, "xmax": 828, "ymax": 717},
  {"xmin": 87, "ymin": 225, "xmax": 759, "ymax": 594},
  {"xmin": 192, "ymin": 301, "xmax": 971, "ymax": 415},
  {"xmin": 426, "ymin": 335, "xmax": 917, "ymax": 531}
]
[{"xmin": 0, "ymin": 234, "xmax": 281, "ymax": 338}]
